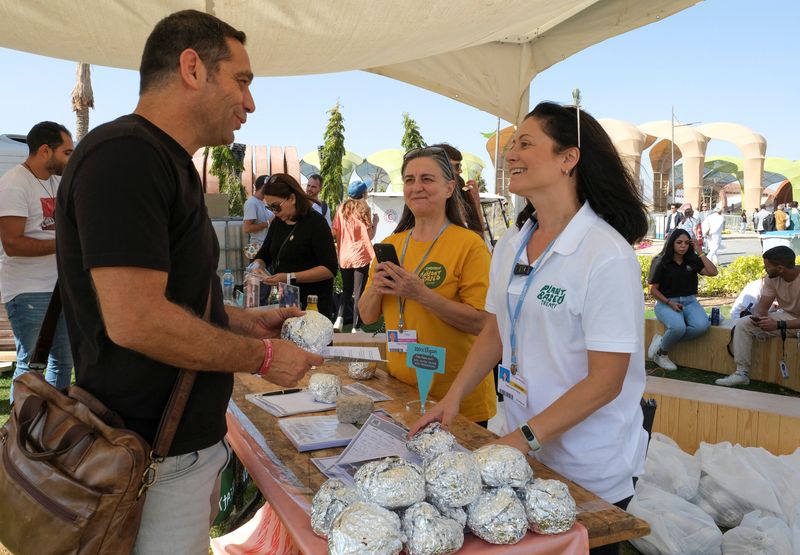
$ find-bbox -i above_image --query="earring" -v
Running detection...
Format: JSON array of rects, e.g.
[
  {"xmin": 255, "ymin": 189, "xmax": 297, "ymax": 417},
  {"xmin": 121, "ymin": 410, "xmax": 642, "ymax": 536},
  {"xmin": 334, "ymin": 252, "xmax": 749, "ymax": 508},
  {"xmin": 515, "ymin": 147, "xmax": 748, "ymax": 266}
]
[{"xmin": 561, "ymin": 168, "xmax": 568, "ymax": 176}]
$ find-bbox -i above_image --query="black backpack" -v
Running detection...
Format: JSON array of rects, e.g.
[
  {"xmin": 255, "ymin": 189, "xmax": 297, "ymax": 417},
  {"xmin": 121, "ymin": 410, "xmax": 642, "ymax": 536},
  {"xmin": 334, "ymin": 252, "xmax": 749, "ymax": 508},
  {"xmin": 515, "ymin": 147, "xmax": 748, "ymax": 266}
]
[{"xmin": 763, "ymin": 212, "xmax": 776, "ymax": 231}]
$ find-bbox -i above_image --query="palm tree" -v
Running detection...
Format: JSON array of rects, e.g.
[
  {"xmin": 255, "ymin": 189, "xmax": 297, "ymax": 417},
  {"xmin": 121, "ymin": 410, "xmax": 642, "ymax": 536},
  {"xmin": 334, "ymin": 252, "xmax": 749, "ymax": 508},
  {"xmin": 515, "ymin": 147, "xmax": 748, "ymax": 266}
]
[{"xmin": 71, "ymin": 63, "xmax": 94, "ymax": 140}]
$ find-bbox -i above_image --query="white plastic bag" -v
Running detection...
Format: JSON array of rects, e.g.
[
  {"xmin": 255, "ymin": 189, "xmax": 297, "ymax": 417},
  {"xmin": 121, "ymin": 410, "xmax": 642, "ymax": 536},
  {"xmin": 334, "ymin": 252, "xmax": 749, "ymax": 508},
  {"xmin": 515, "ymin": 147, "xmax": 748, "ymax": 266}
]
[
  {"xmin": 628, "ymin": 482, "xmax": 722, "ymax": 555},
  {"xmin": 639, "ymin": 432, "xmax": 700, "ymax": 499},
  {"xmin": 791, "ymin": 504, "xmax": 800, "ymax": 554},
  {"xmin": 740, "ymin": 446, "xmax": 800, "ymax": 525},
  {"xmin": 691, "ymin": 442, "xmax": 782, "ymax": 528},
  {"xmin": 721, "ymin": 510, "xmax": 794, "ymax": 555}
]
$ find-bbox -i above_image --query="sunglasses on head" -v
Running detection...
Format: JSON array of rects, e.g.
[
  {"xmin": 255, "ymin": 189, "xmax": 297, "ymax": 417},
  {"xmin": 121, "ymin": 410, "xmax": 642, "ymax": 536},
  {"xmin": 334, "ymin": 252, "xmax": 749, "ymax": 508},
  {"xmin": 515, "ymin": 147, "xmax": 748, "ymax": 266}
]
[{"xmin": 403, "ymin": 146, "xmax": 455, "ymax": 179}]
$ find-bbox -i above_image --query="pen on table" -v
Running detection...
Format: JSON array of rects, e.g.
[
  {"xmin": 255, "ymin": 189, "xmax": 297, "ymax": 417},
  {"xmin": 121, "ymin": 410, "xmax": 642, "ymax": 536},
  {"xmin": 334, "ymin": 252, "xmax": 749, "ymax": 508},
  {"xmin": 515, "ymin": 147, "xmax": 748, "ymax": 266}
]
[{"xmin": 259, "ymin": 388, "xmax": 302, "ymax": 397}]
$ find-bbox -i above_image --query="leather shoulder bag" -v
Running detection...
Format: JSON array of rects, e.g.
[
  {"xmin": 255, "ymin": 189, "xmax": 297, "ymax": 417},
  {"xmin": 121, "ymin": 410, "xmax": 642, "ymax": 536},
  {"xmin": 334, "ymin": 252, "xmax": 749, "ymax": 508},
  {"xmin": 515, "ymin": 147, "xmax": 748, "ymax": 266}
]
[{"xmin": 0, "ymin": 283, "xmax": 197, "ymax": 554}]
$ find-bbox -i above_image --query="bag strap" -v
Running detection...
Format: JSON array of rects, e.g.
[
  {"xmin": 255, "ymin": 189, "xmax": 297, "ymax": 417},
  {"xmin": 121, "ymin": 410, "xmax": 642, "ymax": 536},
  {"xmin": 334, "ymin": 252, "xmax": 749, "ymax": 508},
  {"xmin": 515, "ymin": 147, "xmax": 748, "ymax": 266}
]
[
  {"xmin": 28, "ymin": 285, "xmax": 63, "ymax": 370},
  {"xmin": 29, "ymin": 281, "xmax": 204, "ymax": 459}
]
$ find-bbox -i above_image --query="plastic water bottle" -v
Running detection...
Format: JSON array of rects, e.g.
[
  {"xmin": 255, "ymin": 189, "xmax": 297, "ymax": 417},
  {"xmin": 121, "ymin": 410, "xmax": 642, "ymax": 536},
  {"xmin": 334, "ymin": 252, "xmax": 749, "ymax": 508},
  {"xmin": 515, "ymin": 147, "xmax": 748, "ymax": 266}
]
[{"xmin": 222, "ymin": 269, "xmax": 235, "ymax": 306}]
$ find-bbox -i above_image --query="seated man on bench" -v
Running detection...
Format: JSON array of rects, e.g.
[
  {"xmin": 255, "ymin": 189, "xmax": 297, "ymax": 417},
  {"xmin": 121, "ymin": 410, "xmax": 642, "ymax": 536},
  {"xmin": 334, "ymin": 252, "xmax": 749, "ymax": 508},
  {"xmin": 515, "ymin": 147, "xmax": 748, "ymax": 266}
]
[{"xmin": 717, "ymin": 246, "xmax": 800, "ymax": 386}]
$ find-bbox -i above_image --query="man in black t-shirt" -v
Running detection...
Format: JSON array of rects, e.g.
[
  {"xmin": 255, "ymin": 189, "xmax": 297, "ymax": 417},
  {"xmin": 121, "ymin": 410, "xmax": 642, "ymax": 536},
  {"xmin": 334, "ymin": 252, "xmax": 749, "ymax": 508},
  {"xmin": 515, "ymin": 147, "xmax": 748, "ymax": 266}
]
[{"xmin": 55, "ymin": 10, "xmax": 322, "ymax": 553}]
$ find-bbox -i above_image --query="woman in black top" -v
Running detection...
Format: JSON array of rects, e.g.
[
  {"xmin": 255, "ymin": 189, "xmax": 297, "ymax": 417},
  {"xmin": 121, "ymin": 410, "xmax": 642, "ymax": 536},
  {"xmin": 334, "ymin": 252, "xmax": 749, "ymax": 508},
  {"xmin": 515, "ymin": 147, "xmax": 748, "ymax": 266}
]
[
  {"xmin": 251, "ymin": 174, "xmax": 338, "ymax": 318},
  {"xmin": 647, "ymin": 229, "xmax": 718, "ymax": 370}
]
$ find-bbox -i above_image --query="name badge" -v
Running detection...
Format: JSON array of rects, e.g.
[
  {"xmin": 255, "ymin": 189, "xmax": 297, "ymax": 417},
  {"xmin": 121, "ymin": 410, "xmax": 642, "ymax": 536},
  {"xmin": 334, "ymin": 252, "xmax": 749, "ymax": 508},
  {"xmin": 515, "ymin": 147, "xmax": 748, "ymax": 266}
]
[
  {"xmin": 779, "ymin": 359, "xmax": 789, "ymax": 380},
  {"xmin": 387, "ymin": 329, "xmax": 417, "ymax": 353},
  {"xmin": 497, "ymin": 364, "xmax": 528, "ymax": 408}
]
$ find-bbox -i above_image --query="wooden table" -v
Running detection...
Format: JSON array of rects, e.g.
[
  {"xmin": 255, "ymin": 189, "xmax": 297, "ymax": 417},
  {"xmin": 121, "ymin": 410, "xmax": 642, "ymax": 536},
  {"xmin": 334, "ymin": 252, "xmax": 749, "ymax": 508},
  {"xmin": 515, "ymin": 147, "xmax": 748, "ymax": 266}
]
[{"xmin": 226, "ymin": 364, "xmax": 649, "ymax": 553}]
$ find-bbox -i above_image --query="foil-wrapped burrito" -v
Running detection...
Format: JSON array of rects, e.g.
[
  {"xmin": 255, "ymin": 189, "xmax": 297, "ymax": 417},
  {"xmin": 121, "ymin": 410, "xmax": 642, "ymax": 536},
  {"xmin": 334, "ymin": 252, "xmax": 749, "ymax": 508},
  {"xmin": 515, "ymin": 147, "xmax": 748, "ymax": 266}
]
[
  {"xmin": 328, "ymin": 501, "xmax": 405, "ymax": 555},
  {"xmin": 467, "ymin": 486, "xmax": 528, "ymax": 545},
  {"xmin": 308, "ymin": 373, "xmax": 341, "ymax": 403},
  {"xmin": 354, "ymin": 457, "xmax": 426, "ymax": 509},
  {"xmin": 347, "ymin": 361, "xmax": 377, "ymax": 380},
  {"xmin": 519, "ymin": 478, "xmax": 577, "ymax": 535},
  {"xmin": 425, "ymin": 451, "xmax": 482, "ymax": 508},
  {"xmin": 310, "ymin": 478, "xmax": 359, "ymax": 538},
  {"xmin": 429, "ymin": 498, "xmax": 467, "ymax": 529},
  {"xmin": 401, "ymin": 501, "xmax": 464, "ymax": 555},
  {"xmin": 406, "ymin": 422, "xmax": 456, "ymax": 463},
  {"xmin": 280, "ymin": 310, "xmax": 333, "ymax": 353},
  {"xmin": 473, "ymin": 444, "xmax": 533, "ymax": 488}
]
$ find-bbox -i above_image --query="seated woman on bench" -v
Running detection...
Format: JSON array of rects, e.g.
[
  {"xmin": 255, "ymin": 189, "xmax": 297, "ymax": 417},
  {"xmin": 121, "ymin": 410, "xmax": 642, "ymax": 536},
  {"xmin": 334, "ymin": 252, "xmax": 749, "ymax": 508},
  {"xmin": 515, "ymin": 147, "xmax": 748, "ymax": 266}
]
[{"xmin": 648, "ymin": 229, "xmax": 718, "ymax": 370}]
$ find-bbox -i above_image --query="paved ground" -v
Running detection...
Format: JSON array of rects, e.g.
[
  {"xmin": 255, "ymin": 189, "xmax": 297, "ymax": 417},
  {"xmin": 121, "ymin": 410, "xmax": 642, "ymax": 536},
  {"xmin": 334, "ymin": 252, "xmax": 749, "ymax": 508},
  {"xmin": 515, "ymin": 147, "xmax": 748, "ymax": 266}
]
[{"xmin": 639, "ymin": 232, "xmax": 764, "ymax": 266}]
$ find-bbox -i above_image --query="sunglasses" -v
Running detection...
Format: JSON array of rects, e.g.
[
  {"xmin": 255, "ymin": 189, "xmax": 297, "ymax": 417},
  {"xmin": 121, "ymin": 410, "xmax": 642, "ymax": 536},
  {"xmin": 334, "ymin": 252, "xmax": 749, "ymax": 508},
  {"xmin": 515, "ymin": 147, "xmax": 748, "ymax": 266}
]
[
  {"xmin": 403, "ymin": 146, "xmax": 456, "ymax": 179},
  {"xmin": 267, "ymin": 198, "xmax": 288, "ymax": 213}
]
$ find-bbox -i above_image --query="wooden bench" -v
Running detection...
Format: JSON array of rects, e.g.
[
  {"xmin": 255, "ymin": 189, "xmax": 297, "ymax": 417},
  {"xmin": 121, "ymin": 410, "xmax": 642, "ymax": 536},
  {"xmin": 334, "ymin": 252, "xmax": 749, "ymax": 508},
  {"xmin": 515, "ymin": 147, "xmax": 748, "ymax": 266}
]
[
  {"xmin": 645, "ymin": 318, "xmax": 800, "ymax": 393},
  {"xmin": 646, "ymin": 376, "xmax": 800, "ymax": 455}
]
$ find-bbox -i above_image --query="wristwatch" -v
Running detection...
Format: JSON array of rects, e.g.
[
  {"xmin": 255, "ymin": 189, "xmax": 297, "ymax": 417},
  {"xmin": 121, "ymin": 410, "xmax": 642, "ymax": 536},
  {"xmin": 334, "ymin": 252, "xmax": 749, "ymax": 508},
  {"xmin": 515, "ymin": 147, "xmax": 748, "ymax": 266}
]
[
  {"xmin": 519, "ymin": 422, "xmax": 542, "ymax": 452},
  {"xmin": 287, "ymin": 272, "xmax": 296, "ymax": 283}
]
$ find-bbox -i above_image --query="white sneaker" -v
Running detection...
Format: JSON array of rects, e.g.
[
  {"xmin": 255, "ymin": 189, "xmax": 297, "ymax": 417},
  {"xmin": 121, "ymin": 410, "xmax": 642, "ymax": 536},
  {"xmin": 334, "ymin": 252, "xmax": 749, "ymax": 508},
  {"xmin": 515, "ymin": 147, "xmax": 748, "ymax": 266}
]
[
  {"xmin": 653, "ymin": 352, "xmax": 677, "ymax": 371},
  {"xmin": 647, "ymin": 334, "xmax": 662, "ymax": 360},
  {"xmin": 333, "ymin": 316, "xmax": 344, "ymax": 332},
  {"xmin": 715, "ymin": 373, "xmax": 750, "ymax": 386}
]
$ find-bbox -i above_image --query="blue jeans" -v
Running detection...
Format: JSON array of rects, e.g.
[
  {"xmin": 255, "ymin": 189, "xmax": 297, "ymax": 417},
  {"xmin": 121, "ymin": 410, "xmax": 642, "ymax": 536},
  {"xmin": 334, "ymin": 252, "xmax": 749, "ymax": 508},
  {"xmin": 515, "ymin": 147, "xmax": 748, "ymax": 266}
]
[
  {"xmin": 6, "ymin": 292, "xmax": 73, "ymax": 404},
  {"xmin": 654, "ymin": 295, "xmax": 710, "ymax": 352}
]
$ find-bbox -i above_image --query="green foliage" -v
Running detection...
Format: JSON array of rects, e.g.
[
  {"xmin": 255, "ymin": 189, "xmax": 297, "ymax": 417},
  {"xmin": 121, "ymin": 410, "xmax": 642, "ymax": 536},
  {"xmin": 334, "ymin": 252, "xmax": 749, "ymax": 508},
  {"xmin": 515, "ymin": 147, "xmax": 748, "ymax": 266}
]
[
  {"xmin": 638, "ymin": 254, "xmax": 766, "ymax": 297},
  {"xmin": 474, "ymin": 174, "xmax": 487, "ymax": 193},
  {"xmin": 320, "ymin": 101, "xmax": 346, "ymax": 211},
  {"xmin": 637, "ymin": 255, "xmax": 653, "ymax": 294},
  {"xmin": 207, "ymin": 146, "xmax": 245, "ymax": 217},
  {"xmin": 401, "ymin": 112, "xmax": 426, "ymax": 151},
  {"xmin": 698, "ymin": 255, "xmax": 764, "ymax": 296}
]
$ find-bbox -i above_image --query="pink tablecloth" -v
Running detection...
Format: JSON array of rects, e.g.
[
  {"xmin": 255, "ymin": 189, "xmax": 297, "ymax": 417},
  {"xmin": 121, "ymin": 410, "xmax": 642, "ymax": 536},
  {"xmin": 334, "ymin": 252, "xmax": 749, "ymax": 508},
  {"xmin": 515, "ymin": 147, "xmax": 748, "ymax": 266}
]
[{"xmin": 224, "ymin": 405, "xmax": 589, "ymax": 555}]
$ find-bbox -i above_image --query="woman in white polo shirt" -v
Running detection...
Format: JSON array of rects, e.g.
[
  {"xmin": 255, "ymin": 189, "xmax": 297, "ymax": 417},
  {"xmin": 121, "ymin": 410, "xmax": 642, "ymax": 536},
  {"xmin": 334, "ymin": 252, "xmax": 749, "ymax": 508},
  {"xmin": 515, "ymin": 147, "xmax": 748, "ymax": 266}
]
[{"xmin": 411, "ymin": 101, "xmax": 649, "ymax": 555}]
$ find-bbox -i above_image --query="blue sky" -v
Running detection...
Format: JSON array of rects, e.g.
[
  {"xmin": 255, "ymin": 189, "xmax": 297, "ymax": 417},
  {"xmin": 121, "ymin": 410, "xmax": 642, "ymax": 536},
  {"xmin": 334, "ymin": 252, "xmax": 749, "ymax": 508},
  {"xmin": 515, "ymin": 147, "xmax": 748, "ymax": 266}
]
[{"xmin": 0, "ymin": 0, "xmax": 796, "ymax": 186}]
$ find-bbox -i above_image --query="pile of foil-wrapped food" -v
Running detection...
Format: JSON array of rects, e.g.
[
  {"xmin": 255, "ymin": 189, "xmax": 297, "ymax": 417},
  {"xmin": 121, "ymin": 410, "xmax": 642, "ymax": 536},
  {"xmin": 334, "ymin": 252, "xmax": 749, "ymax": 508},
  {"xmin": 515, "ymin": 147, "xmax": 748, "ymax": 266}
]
[{"xmin": 312, "ymin": 422, "xmax": 577, "ymax": 555}]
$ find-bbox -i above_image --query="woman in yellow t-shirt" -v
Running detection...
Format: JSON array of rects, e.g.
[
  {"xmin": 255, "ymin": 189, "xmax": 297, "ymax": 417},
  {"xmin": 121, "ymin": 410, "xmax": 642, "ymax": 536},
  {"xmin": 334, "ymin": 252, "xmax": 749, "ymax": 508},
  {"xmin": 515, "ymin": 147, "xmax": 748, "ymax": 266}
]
[{"xmin": 359, "ymin": 147, "xmax": 496, "ymax": 424}]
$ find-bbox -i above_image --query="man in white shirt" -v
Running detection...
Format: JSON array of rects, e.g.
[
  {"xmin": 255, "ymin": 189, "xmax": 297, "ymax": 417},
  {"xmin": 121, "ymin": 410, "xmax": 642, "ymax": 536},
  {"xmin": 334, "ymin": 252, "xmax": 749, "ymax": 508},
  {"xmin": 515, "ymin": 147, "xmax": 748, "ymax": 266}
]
[
  {"xmin": 0, "ymin": 121, "xmax": 74, "ymax": 402},
  {"xmin": 242, "ymin": 174, "xmax": 273, "ymax": 248},
  {"xmin": 701, "ymin": 206, "xmax": 725, "ymax": 264},
  {"xmin": 305, "ymin": 173, "xmax": 331, "ymax": 227},
  {"xmin": 755, "ymin": 204, "xmax": 771, "ymax": 233},
  {"xmin": 678, "ymin": 207, "xmax": 699, "ymax": 239}
]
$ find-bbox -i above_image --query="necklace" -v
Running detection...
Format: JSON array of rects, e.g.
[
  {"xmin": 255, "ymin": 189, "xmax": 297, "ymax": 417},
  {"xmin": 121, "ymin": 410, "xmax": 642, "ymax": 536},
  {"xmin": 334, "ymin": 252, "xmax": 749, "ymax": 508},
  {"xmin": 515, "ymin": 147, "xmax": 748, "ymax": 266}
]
[{"xmin": 23, "ymin": 162, "xmax": 55, "ymax": 199}]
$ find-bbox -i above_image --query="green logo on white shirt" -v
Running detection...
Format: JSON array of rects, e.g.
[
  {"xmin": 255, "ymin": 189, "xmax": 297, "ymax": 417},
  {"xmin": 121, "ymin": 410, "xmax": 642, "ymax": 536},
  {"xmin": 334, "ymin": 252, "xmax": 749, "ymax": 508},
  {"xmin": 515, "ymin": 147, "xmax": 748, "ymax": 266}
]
[{"xmin": 537, "ymin": 285, "xmax": 566, "ymax": 308}]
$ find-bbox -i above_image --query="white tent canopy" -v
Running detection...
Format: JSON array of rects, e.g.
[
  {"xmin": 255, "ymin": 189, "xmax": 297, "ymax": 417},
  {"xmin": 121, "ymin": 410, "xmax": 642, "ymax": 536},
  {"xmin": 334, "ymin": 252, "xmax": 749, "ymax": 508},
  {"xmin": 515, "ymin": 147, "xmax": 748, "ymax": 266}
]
[{"xmin": 0, "ymin": 1, "xmax": 697, "ymax": 123}]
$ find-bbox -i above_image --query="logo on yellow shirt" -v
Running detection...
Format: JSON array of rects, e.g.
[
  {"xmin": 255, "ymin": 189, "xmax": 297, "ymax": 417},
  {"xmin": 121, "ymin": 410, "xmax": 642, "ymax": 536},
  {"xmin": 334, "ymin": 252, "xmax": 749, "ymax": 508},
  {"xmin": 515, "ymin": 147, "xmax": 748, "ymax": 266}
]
[
  {"xmin": 537, "ymin": 284, "xmax": 566, "ymax": 308},
  {"xmin": 419, "ymin": 262, "xmax": 446, "ymax": 289}
]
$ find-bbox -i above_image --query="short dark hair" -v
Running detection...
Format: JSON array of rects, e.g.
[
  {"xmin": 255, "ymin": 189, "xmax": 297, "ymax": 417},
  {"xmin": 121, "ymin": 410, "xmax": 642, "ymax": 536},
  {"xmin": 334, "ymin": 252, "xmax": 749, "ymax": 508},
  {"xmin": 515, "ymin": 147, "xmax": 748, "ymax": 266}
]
[
  {"xmin": 430, "ymin": 143, "xmax": 462, "ymax": 162},
  {"xmin": 763, "ymin": 246, "xmax": 796, "ymax": 268},
  {"xmin": 254, "ymin": 174, "xmax": 270, "ymax": 193},
  {"xmin": 262, "ymin": 174, "xmax": 313, "ymax": 218},
  {"xmin": 515, "ymin": 102, "xmax": 648, "ymax": 244},
  {"xmin": 307, "ymin": 173, "xmax": 322, "ymax": 184},
  {"xmin": 139, "ymin": 10, "xmax": 247, "ymax": 94},
  {"xmin": 27, "ymin": 121, "xmax": 70, "ymax": 155}
]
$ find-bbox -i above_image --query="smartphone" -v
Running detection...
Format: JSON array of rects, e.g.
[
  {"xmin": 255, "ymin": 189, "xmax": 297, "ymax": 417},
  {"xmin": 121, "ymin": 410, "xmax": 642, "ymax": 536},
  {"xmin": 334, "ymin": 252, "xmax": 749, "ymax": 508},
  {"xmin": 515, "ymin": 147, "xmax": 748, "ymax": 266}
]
[{"xmin": 374, "ymin": 243, "xmax": 400, "ymax": 265}]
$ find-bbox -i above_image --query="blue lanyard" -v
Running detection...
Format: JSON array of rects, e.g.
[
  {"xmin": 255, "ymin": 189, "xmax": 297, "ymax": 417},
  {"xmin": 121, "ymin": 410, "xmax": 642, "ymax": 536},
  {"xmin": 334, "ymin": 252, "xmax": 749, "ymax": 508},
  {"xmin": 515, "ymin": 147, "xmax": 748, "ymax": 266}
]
[
  {"xmin": 397, "ymin": 223, "xmax": 449, "ymax": 332},
  {"xmin": 506, "ymin": 222, "xmax": 557, "ymax": 373}
]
